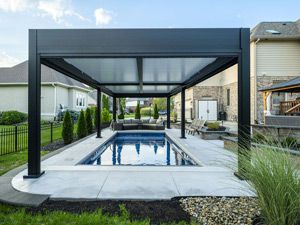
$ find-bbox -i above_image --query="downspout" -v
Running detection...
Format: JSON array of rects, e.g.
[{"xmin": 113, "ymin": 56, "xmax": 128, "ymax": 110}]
[
  {"xmin": 254, "ymin": 38, "xmax": 260, "ymax": 122},
  {"xmin": 52, "ymin": 83, "xmax": 57, "ymax": 120}
]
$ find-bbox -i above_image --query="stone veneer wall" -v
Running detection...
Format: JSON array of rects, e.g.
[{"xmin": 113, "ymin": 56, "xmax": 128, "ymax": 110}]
[{"xmin": 256, "ymin": 76, "xmax": 300, "ymax": 122}]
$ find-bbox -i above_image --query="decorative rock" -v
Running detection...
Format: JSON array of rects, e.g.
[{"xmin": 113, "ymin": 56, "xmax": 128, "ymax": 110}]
[{"xmin": 179, "ymin": 197, "xmax": 260, "ymax": 225}]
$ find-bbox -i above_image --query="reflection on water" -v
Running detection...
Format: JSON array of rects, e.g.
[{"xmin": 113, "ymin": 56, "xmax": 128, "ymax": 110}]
[{"xmin": 84, "ymin": 133, "xmax": 196, "ymax": 166}]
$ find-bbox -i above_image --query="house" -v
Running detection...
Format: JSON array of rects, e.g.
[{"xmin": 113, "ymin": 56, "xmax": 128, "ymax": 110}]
[
  {"xmin": 174, "ymin": 19, "xmax": 300, "ymax": 123},
  {"xmin": 125, "ymin": 98, "xmax": 151, "ymax": 112},
  {"xmin": 0, "ymin": 61, "xmax": 92, "ymax": 120}
]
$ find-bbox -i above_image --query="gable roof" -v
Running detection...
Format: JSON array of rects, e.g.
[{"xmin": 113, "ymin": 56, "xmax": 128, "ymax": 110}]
[
  {"xmin": 259, "ymin": 76, "xmax": 300, "ymax": 93},
  {"xmin": 0, "ymin": 60, "xmax": 89, "ymax": 90},
  {"xmin": 251, "ymin": 19, "xmax": 300, "ymax": 41}
]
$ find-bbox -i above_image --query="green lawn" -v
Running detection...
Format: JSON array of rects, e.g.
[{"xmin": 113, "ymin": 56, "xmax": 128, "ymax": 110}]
[
  {"xmin": 0, "ymin": 150, "xmax": 49, "ymax": 176},
  {"xmin": 0, "ymin": 203, "xmax": 190, "ymax": 225},
  {"xmin": 0, "ymin": 123, "xmax": 78, "ymax": 155}
]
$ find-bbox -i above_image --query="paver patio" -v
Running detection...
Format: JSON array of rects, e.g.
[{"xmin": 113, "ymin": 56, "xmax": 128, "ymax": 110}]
[{"xmin": 11, "ymin": 128, "xmax": 254, "ymax": 200}]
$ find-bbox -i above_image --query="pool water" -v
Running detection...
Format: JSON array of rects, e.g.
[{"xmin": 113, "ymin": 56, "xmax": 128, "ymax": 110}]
[{"xmin": 81, "ymin": 133, "xmax": 197, "ymax": 166}]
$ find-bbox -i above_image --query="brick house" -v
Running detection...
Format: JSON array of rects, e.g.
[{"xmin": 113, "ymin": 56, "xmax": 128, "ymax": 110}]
[{"xmin": 174, "ymin": 19, "xmax": 300, "ymax": 123}]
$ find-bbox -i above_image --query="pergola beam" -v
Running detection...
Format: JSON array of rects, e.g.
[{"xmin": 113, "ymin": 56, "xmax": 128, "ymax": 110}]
[{"xmin": 137, "ymin": 57, "xmax": 143, "ymax": 93}]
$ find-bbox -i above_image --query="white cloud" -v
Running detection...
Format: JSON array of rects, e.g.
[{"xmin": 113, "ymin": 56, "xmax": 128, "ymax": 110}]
[
  {"xmin": 94, "ymin": 8, "xmax": 113, "ymax": 26},
  {"xmin": 0, "ymin": 0, "xmax": 33, "ymax": 12},
  {"xmin": 0, "ymin": 0, "xmax": 89, "ymax": 25},
  {"xmin": 0, "ymin": 51, "xmax": 20, "ymax": 67}
]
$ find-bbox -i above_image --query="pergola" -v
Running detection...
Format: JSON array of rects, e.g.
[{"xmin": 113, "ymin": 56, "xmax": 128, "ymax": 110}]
[{"xmin": 26, "ymin": 28, "xmax": 250, "ymax": 178}]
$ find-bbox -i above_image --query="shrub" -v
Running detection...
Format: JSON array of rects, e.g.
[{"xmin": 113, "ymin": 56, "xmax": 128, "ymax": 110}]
[
  {"xmin": 140, "ymin": 107, "xmax": 153, "ymax": 117},
  {"xmin": 244, "ymin": 147, "xmax": 300, "ymax": 225},
  {"xmin": 207, "ymin": 122, "xmax": 220, "ymax": 130},
  {"xmin": 102, "ymin": 95, "xmax": 110, "ymax": 111},
  {"xmin": 101, "ymin": 108, "xmax": 111, "ymax": 123},
  {"xmin": 77, "ymin": 110, "xmax": 87, "ymax": 138},
  {"xmin": 61, "ymin": 111, "xmax": 73, "ymax": 144},
  {"xmin": 85, "ymin": 108, "xmax": 93, "ymax": 134},
  {"xmin": 118, "ymin": 105, "xmax": 124, "ymax": 119},
  {"xmin": 93, "ymin": 107, "xmax": 98, "ymax": 128},
  {"xmin": 135, "ymin": 101, "xmax": 141, "ymax": 119},
  {"xmin": 282, "ymin": 136, "xmax": 298, "ymax": 149},
  {"xmin": 153, "ymin": 104, "xmax": 159, "ymax": 119},
  {"xmin": 0, "ymin": 111, "xmax": 27, "ymax": 125}
]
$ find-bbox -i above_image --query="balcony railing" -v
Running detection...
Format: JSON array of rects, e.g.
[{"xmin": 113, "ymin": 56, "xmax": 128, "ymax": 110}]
[{"xmin": 280, "ymin": 100, "xmax": 300, "ymax": 115}]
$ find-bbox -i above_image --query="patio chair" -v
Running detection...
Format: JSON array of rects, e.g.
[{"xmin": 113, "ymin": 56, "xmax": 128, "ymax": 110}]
[
  {"xmin": 185, "ymin": 119, "xmax": 199, "ymax": 134},
  {"xmin": 190, "ymin": 119, "xmax": 206, "ymax": 135}
]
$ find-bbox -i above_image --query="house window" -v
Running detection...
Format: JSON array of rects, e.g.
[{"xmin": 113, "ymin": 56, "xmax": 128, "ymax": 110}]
[
  {"xmin": 76, "ymin": 93, "xmax": 86, "ymax": 107},
  {"xmin": 226, "ymin": 89, "xmax": 230, "ymax": 106}
]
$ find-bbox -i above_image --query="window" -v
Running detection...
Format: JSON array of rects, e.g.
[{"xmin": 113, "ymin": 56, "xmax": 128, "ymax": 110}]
[
  {"xmin": 76, "ymin": 93, "xmax": 86, "ymax": 107},
  {"xmin": 226, "ymin": 89, "xmax": 230, "ymax": 106}
]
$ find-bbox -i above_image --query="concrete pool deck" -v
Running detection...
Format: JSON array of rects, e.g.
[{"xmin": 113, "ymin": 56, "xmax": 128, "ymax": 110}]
[{"xmin": 10, "ymin": 128, "xmax": 254, "ymax": 201}]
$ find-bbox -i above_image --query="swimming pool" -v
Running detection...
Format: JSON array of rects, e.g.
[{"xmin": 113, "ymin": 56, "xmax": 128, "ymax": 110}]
[{"xmin": 80, "ymin": 132, "xmax": 197, "ymax": 166}]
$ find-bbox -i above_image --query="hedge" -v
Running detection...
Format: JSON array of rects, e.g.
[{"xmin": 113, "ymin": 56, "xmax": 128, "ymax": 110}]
[{"xmin": 0, "ymin": 110, "xmax": 27, "ymax": 125}]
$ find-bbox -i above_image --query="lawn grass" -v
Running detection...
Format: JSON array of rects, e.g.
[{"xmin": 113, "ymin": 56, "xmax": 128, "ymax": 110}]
[
  {"xmin": 0, "ymin": 150, "xmax": 49, "ymax": 176},
  {"xmin": 0, "ymin": 123, "xmax": 78, "ymax": 155},
  {"xmin": 0, "ymin": 202, "xmax": 190, "ymax": 225}
]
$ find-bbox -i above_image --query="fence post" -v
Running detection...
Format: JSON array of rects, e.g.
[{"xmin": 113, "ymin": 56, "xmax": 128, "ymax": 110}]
[
  {"xmin": 15, "ymin": 125, "xmax": 18, "ymax": 152},
  {"xmin": 50, "ymin": 122, "xmax": 53, "ymax": 143}
]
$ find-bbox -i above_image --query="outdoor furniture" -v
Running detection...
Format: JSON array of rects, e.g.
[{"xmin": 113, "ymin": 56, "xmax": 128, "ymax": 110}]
[
  {"xmin": 113, "ymin": 119, "xmax": 165, "ymax": 131},
  {"xmin": 189, "ymin": 119, "xmax": 206, "ymax": 135},
  {"xmin": 186, "ymin": 119, "xmax": 198, "ymax": 134}
]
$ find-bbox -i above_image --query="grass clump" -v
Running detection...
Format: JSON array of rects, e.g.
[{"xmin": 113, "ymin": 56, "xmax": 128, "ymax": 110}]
[
  {"xmin": 61, "ymin": 111, "xmax": 73, "ymax": 144},
  {"xmin": 244, "ymin": 146, "xmax": 300, "ymax": 225},
  {"xmin": 77, "ymin": 110, "xmax": 87, "ymax": 139},
  {"xmin": 207, "ymin": 122, "xmax": 220, "ymax": 130},
  {"xmin": 85, "ymin": 108, "xmax": 93, "ymax": 134}
]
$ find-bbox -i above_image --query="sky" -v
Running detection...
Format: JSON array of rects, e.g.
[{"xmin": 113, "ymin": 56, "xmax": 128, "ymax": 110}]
[{"xmin": 0, "ymin": 0, "xmax": 299, "ymax": 67}]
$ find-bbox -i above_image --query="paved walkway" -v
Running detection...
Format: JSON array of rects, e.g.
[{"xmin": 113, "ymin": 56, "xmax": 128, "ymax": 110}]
[{"xmin": 9, "ymin": 128, "xmax": 253, "ymax": 202}]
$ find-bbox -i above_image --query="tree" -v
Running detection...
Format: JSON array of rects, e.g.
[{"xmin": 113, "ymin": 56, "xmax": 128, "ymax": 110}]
[
  {"xmin": 135, "ymin": 101, "xmax": 141, "ymax": 119},
  {"xmin": 153, "ymin": 98, "xmax": 167, "ymax": 111},
  {"xmin": 118, "ymin": 105, "xmax": 124, "ymax": 119},
  {"xmin": 102, "ymin": 108, "xmax": 111, "ymax": 123},
  {"xmin": 62, "ymin": 111, "xmax": 73, "ymax": 144},
  {"xmin": 85, "ymin": 108, "xmax": 93, "ymax": 134},
  {"xmin": 77, "ymin": 110, "xmax": 87, "ymax": 138},
  {"xmin": 153, "ymin": 103, "xmax": 159, "ymax": 119},
  {"xmin": 102, "ymin": 95, "xmax": 110, "ymax": 111},
  {"xmin": 94, "ymin": 107, "xmax": 99, "ymax": 128}
]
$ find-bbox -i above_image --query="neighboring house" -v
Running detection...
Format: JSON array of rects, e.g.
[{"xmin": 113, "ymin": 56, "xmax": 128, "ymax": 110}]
[
  {"xmin": 0, "ymin": 61, "xmax": 92, "ymax": 120},
  {"xmin": 175, "ymin": 19, "xmax": 300, "ymax": 123},
  {"xmin": 126, "ymin": 98, "xmax": 151, "ymax": 112}
]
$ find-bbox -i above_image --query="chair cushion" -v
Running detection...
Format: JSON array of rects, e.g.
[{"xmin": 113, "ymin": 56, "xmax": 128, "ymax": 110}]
[
  {"xmin": 149, "ymin": 119, "xmax": 157, "ymax": 124},
  {"xmin": 131, "ymin": 119, "xmax": 141, "ymax": 124},
  {"xmin": 123, "ymin": 119, "xmax": 132, "ymax": 124},
  {"xmin": 142, "ymin": 119, "xmax": 149, "ymax": 124}
]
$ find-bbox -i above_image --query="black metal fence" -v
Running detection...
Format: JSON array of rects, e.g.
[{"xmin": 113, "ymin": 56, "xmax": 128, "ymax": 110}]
[{"xmin": 0, "ymin": 122, "xmax": 62, "ymax": 156}]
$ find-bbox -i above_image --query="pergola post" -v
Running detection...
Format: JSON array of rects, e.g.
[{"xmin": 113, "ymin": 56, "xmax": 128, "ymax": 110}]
[
  {"xmin": 237, "ymin": 28, "xmax": 251, "ymax": 178},
  {"xmin": 167, "ymin": 96, "xmax": 171, "ymax": 129},
  {"xmin": 181, "ymin": 88, "xmax": 186, "ymax": 138},
  {"xmin": 113, "ymin": 96, "xmax": 117, "ymax": 121},
  {"xmin": 96, "ymin": 88, "xmax": 102, "ymax": 138},
  {"xmin": 25, "ymin": 30, "xmax": 44, "ymax": 178}
]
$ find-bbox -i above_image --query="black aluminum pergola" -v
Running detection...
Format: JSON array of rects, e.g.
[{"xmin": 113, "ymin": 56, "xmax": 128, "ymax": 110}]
[{"xmin": 26, "ymin": 28, "xmax": 250, "ymax": 178}]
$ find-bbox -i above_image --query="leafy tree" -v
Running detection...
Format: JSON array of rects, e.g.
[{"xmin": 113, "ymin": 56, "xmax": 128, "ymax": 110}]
[
  {"xmin": 85, "ymin": 108, "xmax": 93, "ymax": 134},
  {"xmin": 62, "ymin": 111, "xmax": 73, "ymax": 144},
  {"xmin": 153, "ymin": 103, "xmax": 159, "ymax": 119},
  {"xmin": 153, "ymin": 98, "xmax": 167, "ymax": 111},
  {"xmin": 77, "ymin": 110, "xmax": 87, "ymax": 138},
  {"xmin": 135, "ymin": 101, "xmax": 141, "ymax": 119}
]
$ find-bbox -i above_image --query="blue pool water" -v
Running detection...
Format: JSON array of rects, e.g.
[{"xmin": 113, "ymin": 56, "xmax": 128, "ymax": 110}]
[{"xmin": 81, "ymin": 133, "xmax": 197, "ymax": 166}]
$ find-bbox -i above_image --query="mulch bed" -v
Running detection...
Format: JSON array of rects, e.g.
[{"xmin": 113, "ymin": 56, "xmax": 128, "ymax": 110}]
[{"xmin": 26, "ymin": 199, "xmax": 191, "ymax": 224}]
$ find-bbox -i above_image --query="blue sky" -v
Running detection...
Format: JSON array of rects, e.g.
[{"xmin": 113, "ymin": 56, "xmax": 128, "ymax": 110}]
[{"xmin": 0, "ymin": 0, "xmax": 299, "ymax": 67}]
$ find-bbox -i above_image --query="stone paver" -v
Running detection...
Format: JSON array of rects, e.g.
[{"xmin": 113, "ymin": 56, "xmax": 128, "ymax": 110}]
[{"xmin": 9, "ymin": 128, "xmax": 254, "ymax": 201}]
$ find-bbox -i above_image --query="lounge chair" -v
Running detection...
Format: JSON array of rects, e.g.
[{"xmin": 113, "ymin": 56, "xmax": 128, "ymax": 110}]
[
  {"xmin": 186, "ymin": 119, "xmax": 199, "ymax": 134},
  {"xmin": 190, "ymin": 119, "xmax": 206, "ymax": 135}
]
